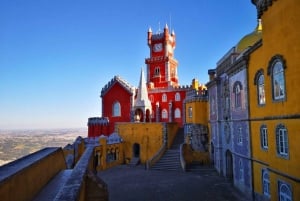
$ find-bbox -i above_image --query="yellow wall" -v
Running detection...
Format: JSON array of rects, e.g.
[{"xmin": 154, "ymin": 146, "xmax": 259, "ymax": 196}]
[
  {"xmin": 248, "ymin": 0, "xmax": 300, "ymax": 118},
  {"xmin": 0, "ymin": 148, "xmax": 66, "ymax": 201},
  {"xmin": 249, "ymin": 0, "xmax": 300, "ymax": 199},
  {"xmin": 115, "ymin": 122, "xmax": 178, "ymax": 164},
  {"xmin": 185, "ymin": 100, "xmax": 208, "ymax": 125}
]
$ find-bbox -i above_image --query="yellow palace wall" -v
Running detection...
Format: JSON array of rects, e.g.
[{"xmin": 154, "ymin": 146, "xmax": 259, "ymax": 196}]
[
  {"xmin": 248, "ymin": 0, "xmax": 300, "ymax": 199},
  {"xmin": 116, "ymin": 122, "xmax": 179, "ymax": 164},
  {"xmin": 185, "ymin": 100, "xmax": 208, "ymax": 125}
]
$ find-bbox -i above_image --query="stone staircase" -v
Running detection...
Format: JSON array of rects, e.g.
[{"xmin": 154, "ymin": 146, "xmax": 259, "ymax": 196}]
[{"xmin": 151, "ymin": 128, "xmax": 184, "ymax": 171}]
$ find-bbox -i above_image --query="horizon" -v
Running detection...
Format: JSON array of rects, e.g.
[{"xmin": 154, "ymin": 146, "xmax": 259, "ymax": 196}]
[{"xmin": 0, "ymin": 1, "xmax": 257, "ymax": 129}]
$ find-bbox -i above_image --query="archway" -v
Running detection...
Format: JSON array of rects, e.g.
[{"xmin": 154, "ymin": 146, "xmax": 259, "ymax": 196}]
[
  {"xmin": 225, "ymin": 150, "xmax": 233, "ymax": 181},
  {"xmin": 145, "ymin": 109, "xmax": 151, "ymax": 122},
  {"xmin": 133, "ymin": 143, "xmax": 140, "ymax": 158},
  {"xmin": 134, "ymin": 109, "xmax": 144, "ymax": 122}
]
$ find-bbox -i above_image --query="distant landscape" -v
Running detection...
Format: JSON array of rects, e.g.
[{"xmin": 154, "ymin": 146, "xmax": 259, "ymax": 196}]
[{"xmin": 0, "ymin": 128, "xmax": 87, "ymax": 166}]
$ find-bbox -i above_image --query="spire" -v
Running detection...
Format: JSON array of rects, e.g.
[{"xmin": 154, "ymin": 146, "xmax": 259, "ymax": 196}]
[
  {"xmin": 256, "ymin": 19, "xmax": 262, "ymax": 32},
  {"xmin": 134, "ymin": 68, "xmax": 151, "ymax": 108}
]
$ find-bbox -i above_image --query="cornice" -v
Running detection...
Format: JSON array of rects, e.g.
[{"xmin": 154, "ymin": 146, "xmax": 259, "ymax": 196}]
[{"xmin": 251, "ymin": 0, "xmax": 278, "ymax": 18}]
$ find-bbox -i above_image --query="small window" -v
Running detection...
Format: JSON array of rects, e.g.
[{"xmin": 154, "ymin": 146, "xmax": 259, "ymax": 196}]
[
  {"xmin": 258, "ymin": 74, "xmax": 266, "ymax": 105},
  {"xmin": 260, "ymin": 125, "xmax": 268, "ymax": 149},
  {"xmin": 175, "ymin": 92, "xmax": 181, "ymax": 101},
  {"xmin": 174, "ymin": 108, "xmax": 181, "ymax": 118},
  {"xmin": 162, "ymin": 109, "xmax": 168, "ymax": 119},
  {"xmin": 112, "ymin": 102, "xmax": 121, "ymax": 117},
  {"xmin": 162, "ymin": 93, "xmax": 167, "ymax": 102},
  {"xmin": 278, "ymin": 181, "xmax": 292, "ymax": 201},
  {"xmin": 254, "ymin": 69, "xmax": 266, "ymax": 105},
  {"xmin": 188, "ymin": 107, "xmax": 192, "ymax": 118},
  {"xmin": 154, "ymin": 67, "xmax": 160, "ymax": 76},
  {"xmin": 276, "ymin": 124, "xmax": 288, "ymax": 157},
  {"xmin": 262, "ymin": 170, "xmax": 270, "ymax": 197},
  {"xmin": 233, "ymin": 81, "xmax": 243, "ymax": 108}
]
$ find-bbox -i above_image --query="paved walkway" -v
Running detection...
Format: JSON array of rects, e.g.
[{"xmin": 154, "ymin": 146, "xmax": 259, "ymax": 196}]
[{"xmin": 97, "ymin": 165, "xmax": 250, "ymax": 201}]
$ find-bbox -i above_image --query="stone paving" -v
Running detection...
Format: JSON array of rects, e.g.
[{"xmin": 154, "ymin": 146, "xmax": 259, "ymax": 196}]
[{"xmin": 98, "ymin": 165, "xmax": 251, "ymax": 201}]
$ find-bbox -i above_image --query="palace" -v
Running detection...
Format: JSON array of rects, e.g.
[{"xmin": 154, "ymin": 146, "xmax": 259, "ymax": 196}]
[
  {"xmin": 87, "ymin": 24, "xmax": 205, "ymax": 137},
  {"xmin": 1, "ymin": 1, "xmax": 299, "ymax": 201}
]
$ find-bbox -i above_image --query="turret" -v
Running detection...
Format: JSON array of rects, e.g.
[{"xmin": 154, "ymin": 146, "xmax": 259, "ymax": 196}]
[
  {"xmin": 147, "ymin": 27, "xmax": 152, "ymax": 47},
  {"xmin": 164, "ymin": 24, "xmax": 169, "ymax": 42}
]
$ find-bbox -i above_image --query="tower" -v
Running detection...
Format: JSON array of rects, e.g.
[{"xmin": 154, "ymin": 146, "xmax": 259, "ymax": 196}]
[{"xmin": 145, "ymin": 24, "xmax": 178, "ymax": 88}]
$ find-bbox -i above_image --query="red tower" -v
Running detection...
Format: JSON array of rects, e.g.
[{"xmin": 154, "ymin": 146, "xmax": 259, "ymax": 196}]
[
  {"xmin": 145, "ymin": 24, "xmax": 178, "ymax": 88},
  {"xmin": 145, "ymin": 24, "xmax": 188, "ymax": 126}
]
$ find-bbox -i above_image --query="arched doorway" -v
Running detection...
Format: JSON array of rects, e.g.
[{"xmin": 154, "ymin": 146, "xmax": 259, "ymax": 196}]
[
  {"xmin": 226, "ymin": 150, "xmax": 233, "ymax": 181},
  {"xmin": 145, "ymin": 109, "xmax": 151, "ymax": 122},
  {"xmin": 133, "ymin": 143, "xmax": 140, "ymax": 158},
  {"xmin": 134, "ymin": 109, "xmax": 143, "ymax": 122},
  {"xmin": 210, "ymin": 142, "xmax": 214, "ymax": 165}
]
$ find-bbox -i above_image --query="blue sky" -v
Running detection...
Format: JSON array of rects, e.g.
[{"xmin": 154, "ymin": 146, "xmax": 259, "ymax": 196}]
[{"xmin": 0, "ymin": 0, "xmax": 258, "ymax": 129}]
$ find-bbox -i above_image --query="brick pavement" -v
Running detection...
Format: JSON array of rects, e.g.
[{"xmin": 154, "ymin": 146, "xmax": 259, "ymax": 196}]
[{"xmin": 97, "ymin": 165, "xmax": 251, "ymax": 201}]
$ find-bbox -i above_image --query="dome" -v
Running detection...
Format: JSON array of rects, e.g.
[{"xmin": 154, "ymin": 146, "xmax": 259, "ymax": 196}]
[{"xmin": 236, "ymin": 19, "xmax": 262, "ymax": 52}]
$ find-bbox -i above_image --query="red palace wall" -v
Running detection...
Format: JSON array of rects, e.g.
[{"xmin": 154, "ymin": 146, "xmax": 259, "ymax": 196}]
[
  {"xmin": 149, "ymin": 89, "xmax": 187, "ymax": 126},
  {"xmin": 102, "ymin": 82, "xmax": 132, "ymax": 134}
]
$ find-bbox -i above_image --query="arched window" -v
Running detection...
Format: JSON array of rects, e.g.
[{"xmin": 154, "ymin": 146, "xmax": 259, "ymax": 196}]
[
  {"xmin": 154, "ymin": 67, "xmax": 160, "ymax": 76},
  {"xmin": 175, "ymin": 92, "xmax": 180, "ymax": 101},
  {"xmin": 162, "ymin": 93, "xmax": 167, "ymax": 102},
  {"xmin": 262, "ymin": 170, "xmax": 270, "ymax": 197},
  {"xmin": 276, "ymin": 124, "xmax": 288, "ymax": 157},
  {"xmin": 162, "ymin": 109, "xmax": 168, "ymax": 119},
  {"xmin": 188, "ymin": 107, "xmax": 192, "ymax": 118},
  {"xmin": 233, "ymin": 81, "xmax": 243, "ymax": 108},
  {"xmin": 174, "ymin": 108, "xmax": 181, "ymax": 118},
  {"xmin": 112, "ymin": 101, "xmax": 121, "ymax": 117},
  {"xmin": 279, "ymin": 182, "xmax": 292, "ymax": 201},
  {"xmin": 254, "ymin": 69, "xmax": 265, "ymax": 105},
  {"xmin": 258, "ymin": 74, "xmax": 265, "ymax": 105},
  {"xmin": 268, "ymin": 55, "xmax": 286, "ymax": 101},
  {"xmin": 260, "ymin": 125, "xmax": 268, "ymax": 149}
]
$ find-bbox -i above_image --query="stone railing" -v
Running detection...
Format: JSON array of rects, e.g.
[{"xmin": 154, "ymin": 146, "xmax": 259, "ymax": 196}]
[
  {"xmin": 54, "ymin": 145, "xmax": 108, "ymax": 201},
  {"xmin": 146, "ymin": 143, "xmax": 167, "ymax": 169},
  {"xmin": 179, "ymin": 143, "xmax": 187, "ymax": 171}
]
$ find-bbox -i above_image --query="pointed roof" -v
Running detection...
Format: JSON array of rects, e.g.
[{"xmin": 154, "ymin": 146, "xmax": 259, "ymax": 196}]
[
  {"xmin": 134, "ymin": 68, "xmax": 152, "ymax": 108},
  {"xmin": 101, "ymin": 75, "xmax": 135, "ymax": 97}
]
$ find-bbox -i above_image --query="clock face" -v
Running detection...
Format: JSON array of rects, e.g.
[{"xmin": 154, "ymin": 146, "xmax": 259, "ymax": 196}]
[{"xmin": 153, "ymin": 43, "xmax": 163, "ymax": 52}]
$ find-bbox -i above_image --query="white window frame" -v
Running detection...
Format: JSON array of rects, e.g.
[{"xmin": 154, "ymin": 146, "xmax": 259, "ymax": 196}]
[
  {"xmin": 162, "ymin": 93, "xmax": 167, "ymax": 102},
  {"xmin": 162, "ymin": 109, "xmax": 168, "ymax": 119},
  {"xmin": 174, "ymin": 108, "xmax": 181, "ymax": 118},
  {"xmin": 112, "ymin": 101, "xmax": 121, "ymax": 117},
  {"xmin": 260, "ymin": 126, "xmax": 268, "ymax": 149}
]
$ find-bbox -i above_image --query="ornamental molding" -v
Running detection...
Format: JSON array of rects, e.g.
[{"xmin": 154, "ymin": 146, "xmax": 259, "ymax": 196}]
[
  {"xmin": 101, "ymin": 75, "xmax": 135, "ymax": 97},
  {"xmin": 251, "ymin": 0, "xmax": 278, "ymax": 18}
]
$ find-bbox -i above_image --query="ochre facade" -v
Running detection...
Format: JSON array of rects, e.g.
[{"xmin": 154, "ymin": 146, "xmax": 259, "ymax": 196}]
[{"xmin": 249, "ymin": 0, "xmax": 300, "ymax": 200}]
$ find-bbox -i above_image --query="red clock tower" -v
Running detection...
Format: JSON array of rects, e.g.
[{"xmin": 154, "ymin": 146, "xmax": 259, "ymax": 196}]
[
  {"xmin": 146, "ymin": 24, "xmax": 178, "ymax": 88},
  {"xmin": 145, "ymin": 24, "xmax": 188, "ymax": 126}
]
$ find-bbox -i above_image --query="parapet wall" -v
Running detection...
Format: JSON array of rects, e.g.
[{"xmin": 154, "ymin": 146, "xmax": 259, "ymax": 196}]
[
  {"xmin": 0, "ymin": 147, "xmax": 66, "ymax": 201},
  {"xmin": 116, "ymin": 122, "xmax": 179, "ymax": 164}
]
